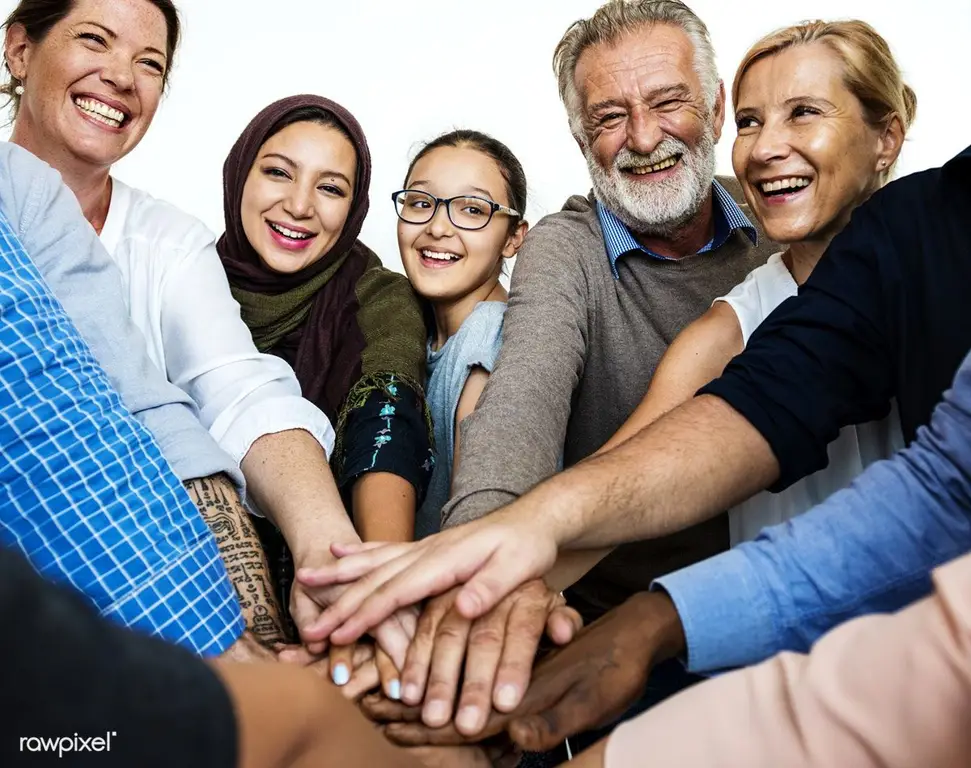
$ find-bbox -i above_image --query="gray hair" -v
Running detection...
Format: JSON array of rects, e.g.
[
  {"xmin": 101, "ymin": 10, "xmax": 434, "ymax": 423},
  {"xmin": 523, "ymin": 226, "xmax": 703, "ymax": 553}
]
[{"xmin": 553, "ymin": 0, "xmax": 718, "ymax": 138}]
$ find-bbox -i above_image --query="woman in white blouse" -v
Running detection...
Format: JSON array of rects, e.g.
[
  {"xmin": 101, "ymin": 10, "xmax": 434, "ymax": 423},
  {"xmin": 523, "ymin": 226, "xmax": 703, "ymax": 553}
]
[{"xmin": 1, "ymin": 0, "xmax": 413, "ymax": 666}]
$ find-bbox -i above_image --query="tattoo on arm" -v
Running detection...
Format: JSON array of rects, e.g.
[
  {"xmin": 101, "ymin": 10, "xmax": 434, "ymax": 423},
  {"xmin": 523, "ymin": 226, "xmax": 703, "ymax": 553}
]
[{"xmin": 184, "ymin": 474, "xmax": 288, "ymax": 644}]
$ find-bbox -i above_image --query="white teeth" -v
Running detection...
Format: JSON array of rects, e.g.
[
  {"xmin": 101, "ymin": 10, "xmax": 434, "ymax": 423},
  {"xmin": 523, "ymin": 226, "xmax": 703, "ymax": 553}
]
[
  {"xmin": 421, "ymin": 249, "xmax": 461, "ymax": 262},
  {"xmin": 759, "ymin": 177, "xmax": 811, "ymax": 193},
  {"xmin": 74, "ymin": 97, "xmax": 125, "ymax": 127},
  {"xmin": 628, "ymin": 156, "xmax": 679, "ymax": 175},
  {"xmin": 268, "ymin": 222, "xmax": 314, "ymax": 240}
]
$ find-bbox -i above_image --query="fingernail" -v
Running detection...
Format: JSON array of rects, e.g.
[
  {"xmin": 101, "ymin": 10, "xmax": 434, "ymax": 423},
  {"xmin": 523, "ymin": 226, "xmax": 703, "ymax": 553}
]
[
  {"xmin": 456, "ymin": 706, "xmax": 481, "ymax": 734},
  {"xmin": 424, "ymin": 701, "xmax": 450, "ymax": 727},
  {"xmin": 389, "ymin": 680, "xmax": 401, "ymax": 700},
  {"xmin": 403, "ymin": 683, "xmax": 421, "ymax": 704},
  {"xmin": 496, "ymin": 684, "xmax": 519, "ymax": 710},
  {"xmin": 332, "ymin": 664, "xmax": 350, "ymax": 686}
]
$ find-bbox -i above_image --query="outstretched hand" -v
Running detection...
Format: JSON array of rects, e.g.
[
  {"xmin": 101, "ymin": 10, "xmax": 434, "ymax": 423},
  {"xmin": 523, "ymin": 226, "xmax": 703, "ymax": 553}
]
[{"xmin": 294, "ymin": 512, "xmax": 560, "ymax": 647}]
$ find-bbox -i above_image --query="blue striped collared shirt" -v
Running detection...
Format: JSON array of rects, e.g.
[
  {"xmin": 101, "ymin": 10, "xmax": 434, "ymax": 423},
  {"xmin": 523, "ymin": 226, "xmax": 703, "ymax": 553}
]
[
  {"xmin": 0, "ymin": 207, "xmax": 243, "ymax": 656},
  {"xmin": 597, "ymin": 179, "xmax": 758, "ymax": 278}
]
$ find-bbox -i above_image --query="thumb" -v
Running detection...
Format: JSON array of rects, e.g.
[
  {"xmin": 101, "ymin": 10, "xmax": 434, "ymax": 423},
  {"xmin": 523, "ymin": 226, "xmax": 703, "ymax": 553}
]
[
  {"xmin": 509, "ymin": 711, "xmax": 579, "ymax": 754},
  {"xmin": 455, "ymin": 548, "xmax": 553, "ymax": 621},
  {"xmin": 546, "ymin": 605, "xmax": 584, "ymax": 646}
]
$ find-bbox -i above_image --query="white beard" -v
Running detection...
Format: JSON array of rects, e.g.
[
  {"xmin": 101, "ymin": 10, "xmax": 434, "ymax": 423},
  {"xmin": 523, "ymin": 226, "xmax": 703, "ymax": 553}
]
[{"xmin": 586, "ymin": 130, "xmax": 717, "ymax": 238}]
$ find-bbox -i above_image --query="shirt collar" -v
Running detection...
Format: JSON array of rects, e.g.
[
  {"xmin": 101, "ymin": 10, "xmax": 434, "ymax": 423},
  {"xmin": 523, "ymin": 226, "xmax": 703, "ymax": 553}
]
[{"xmin": 597, "ymin": 179, "xmax": 758, "ymax": 278}]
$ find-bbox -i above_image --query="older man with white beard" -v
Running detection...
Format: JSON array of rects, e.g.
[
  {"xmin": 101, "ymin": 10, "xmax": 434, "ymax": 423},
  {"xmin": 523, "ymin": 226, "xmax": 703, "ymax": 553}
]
[
  {"xmin": 350, "ymin": 0, "xmax": 773, "ymax": 741},
  {"xmin": 446, "ymin": 1, "xmax": 771, "ymax": 611}
]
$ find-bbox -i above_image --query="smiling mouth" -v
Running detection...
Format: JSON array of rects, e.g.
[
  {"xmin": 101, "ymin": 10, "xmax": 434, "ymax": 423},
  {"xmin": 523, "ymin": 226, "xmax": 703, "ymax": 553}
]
[
  {"xmin": 419, "ymin": 248, "xmax": 463, "ymax": 267},
  {"xmin": 268, "ymin": 221, "xmax": 316, "ymax": 241},
  {"xmin": 759, "ymin": 177, "xmax": 812, "ymax": 197},
  {"xmin": 73, "ymin": 96, "xmax": 129, "ymax": 129},
  {"xmin": 623, "ymin": 154, "xmax": 682, "ymax": 176}
]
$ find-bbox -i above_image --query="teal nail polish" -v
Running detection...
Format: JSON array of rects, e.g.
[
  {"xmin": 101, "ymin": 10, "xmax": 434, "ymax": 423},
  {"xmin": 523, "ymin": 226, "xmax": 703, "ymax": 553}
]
[{"xmin": 389, "ymin": 680, "xmax": 401, "ymax": 700}]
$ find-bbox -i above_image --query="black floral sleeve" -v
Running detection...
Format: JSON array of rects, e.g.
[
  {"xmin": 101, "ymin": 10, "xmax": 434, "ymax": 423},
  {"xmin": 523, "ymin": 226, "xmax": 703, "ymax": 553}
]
[{"xmin": 334, "ymin": 373, "xmax": 434, "ymax": 504}]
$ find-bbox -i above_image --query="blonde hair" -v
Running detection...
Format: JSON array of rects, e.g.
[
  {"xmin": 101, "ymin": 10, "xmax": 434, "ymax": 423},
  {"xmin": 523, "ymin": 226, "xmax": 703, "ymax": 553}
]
[
  {"xmin": 553, "ymin": 0, "xmax": 717, "ymax": 138},
  {"xmin": 732, "ymin": 20, "xmax": 916, "ymax": 182}
]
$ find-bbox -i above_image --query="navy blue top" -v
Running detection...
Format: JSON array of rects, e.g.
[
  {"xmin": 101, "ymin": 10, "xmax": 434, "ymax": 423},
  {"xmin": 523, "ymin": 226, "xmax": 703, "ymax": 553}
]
[{"xmin": 702, "ymin": 144, "xmax": 971, "ymax": 490}]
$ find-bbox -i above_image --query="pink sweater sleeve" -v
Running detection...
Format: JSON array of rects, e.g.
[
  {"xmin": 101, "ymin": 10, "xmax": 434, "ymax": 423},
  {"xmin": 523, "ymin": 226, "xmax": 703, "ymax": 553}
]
[{"xmin": 605, "ymin": 552, "xmax": 971, "ymax": 768}]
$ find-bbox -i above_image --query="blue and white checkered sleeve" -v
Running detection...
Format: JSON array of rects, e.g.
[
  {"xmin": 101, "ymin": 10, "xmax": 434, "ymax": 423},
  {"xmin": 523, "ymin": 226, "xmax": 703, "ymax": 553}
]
[{"xmin": 0, "ymin": 189, "xmax": 244, "ymax": 657}]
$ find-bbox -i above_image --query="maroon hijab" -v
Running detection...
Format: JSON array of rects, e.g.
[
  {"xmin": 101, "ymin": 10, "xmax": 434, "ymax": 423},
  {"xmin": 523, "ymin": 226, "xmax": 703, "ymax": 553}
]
[{"xmin": 217, "ymin": 95, "xmax": 374, "ymax": 420}]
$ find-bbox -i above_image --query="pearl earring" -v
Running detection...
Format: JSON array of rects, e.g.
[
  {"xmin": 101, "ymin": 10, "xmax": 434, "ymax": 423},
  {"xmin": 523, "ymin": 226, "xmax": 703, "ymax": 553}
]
[{"xmin": 14, "ymin": 84, "xmax": 24, "ymax": 96}]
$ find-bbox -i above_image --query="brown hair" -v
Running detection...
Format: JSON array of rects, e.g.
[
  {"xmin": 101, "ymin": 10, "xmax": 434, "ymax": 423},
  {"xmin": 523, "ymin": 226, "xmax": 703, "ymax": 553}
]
[
  {"xmin": 1, "ymin": 0, "xmax": 181, "ymax": 113},
  {"xmin": 404, "ymin": 128, "xmax": 528, "ymax": 233},
  {"xmin": 732, "ymin": 20, "xmax": 916, "ymax": 181}
]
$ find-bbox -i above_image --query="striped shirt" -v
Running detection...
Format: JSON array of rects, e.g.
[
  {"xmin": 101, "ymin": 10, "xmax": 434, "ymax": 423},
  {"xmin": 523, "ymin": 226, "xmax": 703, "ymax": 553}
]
[
  {"xmin": 0, "ymin": 199, "xmax": 243, "ymax": 656},
  {"xmin": 597, "ymin": 179, "xmax": 758, "ymax": 278}
]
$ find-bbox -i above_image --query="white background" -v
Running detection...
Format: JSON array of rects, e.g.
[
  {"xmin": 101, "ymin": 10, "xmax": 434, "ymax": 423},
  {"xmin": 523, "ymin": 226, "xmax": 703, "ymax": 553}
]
[{"xmin": 3, "ymin": 0, "xmax": 969, "ymax": 273}]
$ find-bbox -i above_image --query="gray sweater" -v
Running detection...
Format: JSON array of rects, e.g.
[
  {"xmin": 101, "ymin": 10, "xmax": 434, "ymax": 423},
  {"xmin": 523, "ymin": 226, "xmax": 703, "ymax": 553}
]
[
  {"xmin": 443, "ymin": 183, "xmax": 774, "ymax": 619},
  {"xmin": 0, "ymin": 141, "xmax": 239, "ymax": 487}
]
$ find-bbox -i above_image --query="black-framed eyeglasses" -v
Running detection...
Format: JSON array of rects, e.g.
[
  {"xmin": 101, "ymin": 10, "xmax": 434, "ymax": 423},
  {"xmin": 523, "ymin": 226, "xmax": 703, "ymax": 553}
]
[{"xmin": 391, "ymin": 189, "xmax": 521, "ymax": 231}]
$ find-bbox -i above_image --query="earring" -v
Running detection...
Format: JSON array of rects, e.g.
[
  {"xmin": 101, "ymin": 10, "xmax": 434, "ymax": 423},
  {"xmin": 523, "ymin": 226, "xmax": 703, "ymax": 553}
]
[{"xmin": 13, "ymin": 84, "xmax": 24, "ymax": 96}]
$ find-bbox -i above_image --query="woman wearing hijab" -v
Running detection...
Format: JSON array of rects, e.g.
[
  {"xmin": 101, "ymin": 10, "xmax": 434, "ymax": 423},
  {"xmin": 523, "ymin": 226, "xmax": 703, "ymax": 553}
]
[{"xmin": 217, "ymin": 96, "xmax": 433, "ymax": 671}]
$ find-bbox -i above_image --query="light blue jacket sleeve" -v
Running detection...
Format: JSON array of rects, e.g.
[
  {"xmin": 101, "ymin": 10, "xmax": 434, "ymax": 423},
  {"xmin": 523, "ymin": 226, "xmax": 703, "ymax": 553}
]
[
  {"xmin": 655, "ymin": 347, "xmax": 971, "ymax": 673},
  {"xmin": 0, "ymin": 142, "xmax": 241, "ymax": 488}
]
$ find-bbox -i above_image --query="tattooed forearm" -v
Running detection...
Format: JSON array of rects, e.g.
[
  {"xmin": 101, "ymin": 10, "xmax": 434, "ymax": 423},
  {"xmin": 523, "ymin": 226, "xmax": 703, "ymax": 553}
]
[{"xmin": 184, "ymin": 474, "xmax": 288, "ymax": 644}]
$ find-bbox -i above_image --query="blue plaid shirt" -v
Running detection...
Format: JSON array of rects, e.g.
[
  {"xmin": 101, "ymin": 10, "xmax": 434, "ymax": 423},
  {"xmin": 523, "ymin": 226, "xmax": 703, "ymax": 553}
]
[
  {"xmin": 597, "ymin": 180, "xmax": 758, "ymax": 278},
  {"xmin": 0, "ymin": 207, "xmax": 243, "ymax": 656}
]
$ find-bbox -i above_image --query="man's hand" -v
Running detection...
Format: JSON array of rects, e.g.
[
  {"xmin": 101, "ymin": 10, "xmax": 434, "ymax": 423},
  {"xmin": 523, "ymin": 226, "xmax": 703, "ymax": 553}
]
[
  {"xmin": 398, "ymin": 580, "xmax": 582, "ymax": 735},
  {"xmin": 367, "ymin": 591, "xmax": 686, "ymax": 752},
  {"xmin": 295, "ymin": 511, "xmax": 560, "ymax": 646}
]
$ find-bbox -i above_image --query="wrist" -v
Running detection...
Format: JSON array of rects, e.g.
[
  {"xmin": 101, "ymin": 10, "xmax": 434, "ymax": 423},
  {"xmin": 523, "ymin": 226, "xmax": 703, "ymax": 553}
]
[
  {"xmin": 622, "ymin": 590, "xmax": 686, "ymax": 663},
  {"xmin": 287, "ymin": 523, "xmax": 361, "ymax": 567}
]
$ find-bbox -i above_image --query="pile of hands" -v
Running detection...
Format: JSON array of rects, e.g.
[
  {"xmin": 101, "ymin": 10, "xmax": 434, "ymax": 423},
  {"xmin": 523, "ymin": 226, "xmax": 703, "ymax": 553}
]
[{"xmin": 232, "ymin": 515, "xmax": 682, "ymax": 765}]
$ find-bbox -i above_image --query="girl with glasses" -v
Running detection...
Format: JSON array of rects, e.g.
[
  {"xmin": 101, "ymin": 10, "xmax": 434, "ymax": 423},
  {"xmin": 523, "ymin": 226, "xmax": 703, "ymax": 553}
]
[{"xmin": 394, "ymin": 130, "xmax": 529, "ymax": 538}]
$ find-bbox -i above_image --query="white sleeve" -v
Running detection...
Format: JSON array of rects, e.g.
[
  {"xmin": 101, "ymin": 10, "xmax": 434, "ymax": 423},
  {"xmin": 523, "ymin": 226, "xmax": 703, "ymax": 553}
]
[{"xmin": 157, "ymin": 232, "xmax": 336, "ymax": 466}]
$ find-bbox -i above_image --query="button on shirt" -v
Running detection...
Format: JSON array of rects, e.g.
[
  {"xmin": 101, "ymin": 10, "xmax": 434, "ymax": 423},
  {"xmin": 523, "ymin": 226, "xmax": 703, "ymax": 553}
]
[
  {"xmin": 597, "ymin": 179, "xmax": 758, "ymax": 277},
  {"xmin": 0, "ymin": 201, "xmax": 243, "ymax": 656}
]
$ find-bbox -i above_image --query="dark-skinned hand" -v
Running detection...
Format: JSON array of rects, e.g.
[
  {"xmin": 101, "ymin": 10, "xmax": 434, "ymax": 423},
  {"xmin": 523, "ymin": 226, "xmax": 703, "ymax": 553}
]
[{"xmin": 363, "ymin": 590, "xmax": 686, "ymax": 753}]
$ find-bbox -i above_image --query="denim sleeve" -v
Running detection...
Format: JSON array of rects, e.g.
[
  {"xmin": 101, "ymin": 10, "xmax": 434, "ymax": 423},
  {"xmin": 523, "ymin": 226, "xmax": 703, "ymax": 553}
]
[{"xmin": 657, "ymin": 348, "xmax": 971, "ymax": 673}]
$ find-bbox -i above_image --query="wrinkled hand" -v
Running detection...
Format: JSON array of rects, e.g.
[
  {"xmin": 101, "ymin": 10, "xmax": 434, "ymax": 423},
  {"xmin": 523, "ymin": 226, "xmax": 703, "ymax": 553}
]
[
  {"xmin": 295, "ymin": 512, "xmax": 559, "ymax": 647},
  {"xmin": 367, "ymin": 591, "xmax": 685, "ymax": 752},
  {"xmin": 397, "ymin": 580, "xmax": 582, "ymax": 736}
]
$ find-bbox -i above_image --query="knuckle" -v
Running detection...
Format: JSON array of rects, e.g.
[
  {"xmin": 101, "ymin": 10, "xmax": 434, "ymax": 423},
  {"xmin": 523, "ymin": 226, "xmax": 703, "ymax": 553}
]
[
  {"xmin": 436, "ymin": 621, "xmax": 470, "ymax": 643},
  {"xmin": 468, "ymin": 624, "xmax": 504, "ymax": 646}
]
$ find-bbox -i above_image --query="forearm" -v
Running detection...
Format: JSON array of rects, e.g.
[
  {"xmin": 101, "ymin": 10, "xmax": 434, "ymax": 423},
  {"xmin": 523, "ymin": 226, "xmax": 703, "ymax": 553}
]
[
  {"xmin": 241, "ymin": 429, "xmax": 360, "ymax": 563},
  {"xmin": 214, "ymin": 660, "xmax": 421, "ymax": 768},
  {"xmin": 2, "ymin": 547, "xmax": 237, "ymax": 768},
  {"xmin": 544, "ymin": 549, "xmax": 612, "ymax": 592},
  {"xmin": 533, "ymin": 395, "xmax": 778, "ymax": 551},
  {"xmin": 658, "ymin": 359, "xmax": 971, "ymax": 673},
  {"xmin": 184, "ymin": 475, "xmax": 287, "ymax": 645},
  {"xmin": 607, "ymin": 579, "xmax": 971, "ymax": 768},
  {"xmin": 352, "ymin": 472, "xmax": 417, "ymax": 542}
]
